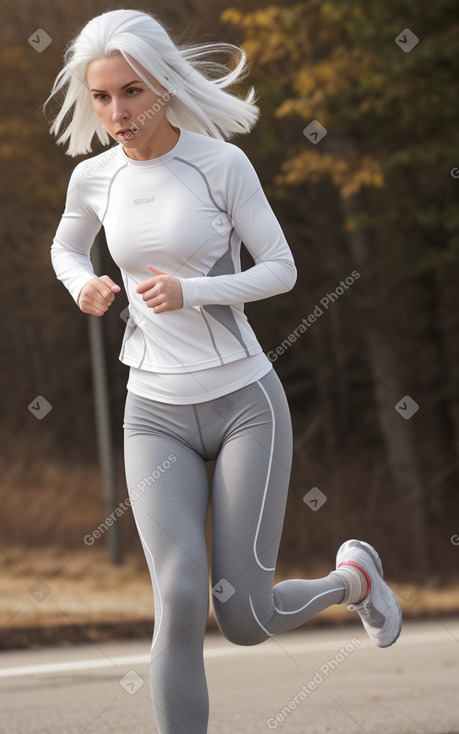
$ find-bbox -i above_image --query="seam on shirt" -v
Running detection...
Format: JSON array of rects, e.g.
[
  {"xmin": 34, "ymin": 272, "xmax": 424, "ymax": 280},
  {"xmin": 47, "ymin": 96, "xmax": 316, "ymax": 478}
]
[
  {"xmin": 200, "ymin": 230, "xmax": 250, "ymax": 356},
  {"xmin": 120, "ymin": 274, "xmax": 148, "ymax": 366},
  {"xmin": 123, "ymin": 272, "xmax": 230, "ymax": 378},
  {"xmin": 199, "ymin": 308, "xmax": 225, "ymax": 365},
  {"xmin": 173, "ymin": 157, "xmax": 224, "ymax": 212},
  {"xmin": 202, "ymin": 304, "xmax": 250, "ymax": 357},
  {"xmin": 101, "ymin": 161, "xmax": 129, "ymax": 224}
]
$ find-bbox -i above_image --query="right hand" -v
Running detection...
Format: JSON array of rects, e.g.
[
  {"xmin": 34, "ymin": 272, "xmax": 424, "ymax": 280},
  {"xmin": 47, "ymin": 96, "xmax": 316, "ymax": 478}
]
[{"xmin": 77, "ymin": 275, "xmax": 121, "ymax": 316}]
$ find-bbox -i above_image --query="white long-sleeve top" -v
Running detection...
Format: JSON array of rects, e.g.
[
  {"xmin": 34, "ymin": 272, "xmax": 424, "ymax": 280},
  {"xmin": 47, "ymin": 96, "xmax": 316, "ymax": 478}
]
[{"xmin": 51, "ymin": 127, "xmax": 297, "ymax": 402}]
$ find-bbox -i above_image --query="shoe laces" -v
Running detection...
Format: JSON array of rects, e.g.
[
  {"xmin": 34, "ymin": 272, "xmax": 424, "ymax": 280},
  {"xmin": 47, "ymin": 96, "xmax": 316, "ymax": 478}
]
[{"xmin": 348, "ymin": 596, "xmax": 373, "ymax": 615}]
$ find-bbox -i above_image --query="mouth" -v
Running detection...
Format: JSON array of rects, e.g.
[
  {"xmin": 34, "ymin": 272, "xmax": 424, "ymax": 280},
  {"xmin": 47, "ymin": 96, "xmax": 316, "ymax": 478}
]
[{"xmin": 116, "ymin": 128, "xmax": 137, "ymax": 142}]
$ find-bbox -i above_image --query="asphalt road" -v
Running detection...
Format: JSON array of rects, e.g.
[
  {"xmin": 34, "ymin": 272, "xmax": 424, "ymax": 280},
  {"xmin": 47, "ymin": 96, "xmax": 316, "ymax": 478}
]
[{"xmin": 0, "ymin": 618, "xmax": 458, "ymax": 734}]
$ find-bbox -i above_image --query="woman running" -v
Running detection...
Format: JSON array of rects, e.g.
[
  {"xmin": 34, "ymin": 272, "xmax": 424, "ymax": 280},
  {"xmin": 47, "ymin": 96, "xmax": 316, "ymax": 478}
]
[{"xmin": 48, "ymin": 9, "xmax": 402, "ymax": 734}]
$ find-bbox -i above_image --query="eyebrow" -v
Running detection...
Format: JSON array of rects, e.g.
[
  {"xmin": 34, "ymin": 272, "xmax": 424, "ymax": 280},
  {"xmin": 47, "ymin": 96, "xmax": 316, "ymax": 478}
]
[{"xmin": 90, "ymin": 80, "xmax": 144, "ymax": 93}]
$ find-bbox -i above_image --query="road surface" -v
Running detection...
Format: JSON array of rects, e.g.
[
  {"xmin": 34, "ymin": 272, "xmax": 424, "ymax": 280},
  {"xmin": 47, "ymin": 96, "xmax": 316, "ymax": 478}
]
[{"xmin": 0, "ymin": 618, "xmax": 458, "ymax": 733}]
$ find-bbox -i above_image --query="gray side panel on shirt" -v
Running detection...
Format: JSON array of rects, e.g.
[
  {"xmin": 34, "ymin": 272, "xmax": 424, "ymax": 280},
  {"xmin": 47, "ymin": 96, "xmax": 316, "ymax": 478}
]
[
  {"xmin": 174, "ymin": 155, "xmax": 250, "ymax": 358},
  {"xmin": 203, "ymin": 235, "xmax": 250, "ymax": 357}
]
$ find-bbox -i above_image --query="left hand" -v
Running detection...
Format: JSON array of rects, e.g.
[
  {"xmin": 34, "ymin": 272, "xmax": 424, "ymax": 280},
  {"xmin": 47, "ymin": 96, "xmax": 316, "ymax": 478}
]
[{"xmin": 136, "ymin": 266, "xmax": 183, "ymax": 314}]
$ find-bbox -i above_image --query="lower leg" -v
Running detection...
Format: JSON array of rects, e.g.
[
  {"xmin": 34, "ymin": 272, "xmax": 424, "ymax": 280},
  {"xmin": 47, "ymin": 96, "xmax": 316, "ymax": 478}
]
[
  {"xmin": 149, "ymin": 601, "xmax": 209, "ymax": 734},
  {"xmin": 335, "ymin": 564, "xmax": 370, "ymax": 603}
]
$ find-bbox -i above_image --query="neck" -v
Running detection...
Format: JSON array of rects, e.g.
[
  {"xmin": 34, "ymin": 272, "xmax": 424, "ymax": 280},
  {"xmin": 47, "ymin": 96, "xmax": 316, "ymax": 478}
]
[{"xmin": 124, "ymin": 123, "xmax": 180, "ymax": 161}]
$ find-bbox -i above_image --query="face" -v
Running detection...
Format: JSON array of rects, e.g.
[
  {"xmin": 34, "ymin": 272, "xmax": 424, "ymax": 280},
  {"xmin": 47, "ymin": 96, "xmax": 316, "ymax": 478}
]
[{"xmin": 86, "ymin": 53, "xmax": 175, "ymax": 160}]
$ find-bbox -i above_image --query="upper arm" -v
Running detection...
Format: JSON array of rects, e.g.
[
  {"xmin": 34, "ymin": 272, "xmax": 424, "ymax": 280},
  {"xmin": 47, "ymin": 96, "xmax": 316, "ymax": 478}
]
[
  {"xmin": 53, "ymin": 163, "xmax": 102, "ymax": 256},
  {"xmin": 51, "ymin": 163, "xmax": 103, "ymax": 303},
  {"xmin": 224, "ymin": 146, "xmax": 293, "ymax": 264}
]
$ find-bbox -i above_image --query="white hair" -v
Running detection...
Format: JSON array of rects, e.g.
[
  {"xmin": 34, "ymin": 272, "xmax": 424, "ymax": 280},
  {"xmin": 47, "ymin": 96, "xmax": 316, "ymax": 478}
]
[{"xmin": 46, "ymin": 8, "xmax": 260, "ymax": 156}]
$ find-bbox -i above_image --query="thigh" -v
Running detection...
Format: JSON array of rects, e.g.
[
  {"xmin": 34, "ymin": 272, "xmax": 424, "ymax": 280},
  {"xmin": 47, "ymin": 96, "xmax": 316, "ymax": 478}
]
[
  {"xmin": 123, "ymin": 394, "xmax": 210, "ymax": 625},
  {"xmin": 125, "ymin": 432, "xmax": 209, "ymax": 567},
  {"xmin": 211, "ymin": 371, "xmax": 293, "ymax": 591}
]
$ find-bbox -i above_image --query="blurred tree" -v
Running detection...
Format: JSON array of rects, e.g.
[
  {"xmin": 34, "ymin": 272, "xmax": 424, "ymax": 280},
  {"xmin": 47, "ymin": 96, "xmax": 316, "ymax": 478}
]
[
  {"xmin": 0, "ymin": 0, "xmax": 458, "ymax": 578},
  {"xmin": 221, "ymin": 0, "xmax": 459, "ymax": 570}
]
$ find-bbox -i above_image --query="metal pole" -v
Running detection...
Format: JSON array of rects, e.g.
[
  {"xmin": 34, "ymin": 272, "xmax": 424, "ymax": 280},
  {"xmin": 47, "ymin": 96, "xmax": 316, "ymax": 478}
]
[{"xmin": 87, "ymin": 232, "xmax": 122, "ymax": 565}]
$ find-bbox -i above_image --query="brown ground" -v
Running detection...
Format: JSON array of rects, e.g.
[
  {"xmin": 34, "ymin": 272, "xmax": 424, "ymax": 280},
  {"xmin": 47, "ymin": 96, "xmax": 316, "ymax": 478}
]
[{"xmin": 1, "ymin": 545, "xmax": 459, "ymax": 649}]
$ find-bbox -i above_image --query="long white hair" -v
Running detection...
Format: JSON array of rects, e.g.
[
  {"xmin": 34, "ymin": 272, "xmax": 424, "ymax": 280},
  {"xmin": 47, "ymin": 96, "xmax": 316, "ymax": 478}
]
[{"xmin": 46, "ymin": 8, "xmax": 260, "ymax": 156}]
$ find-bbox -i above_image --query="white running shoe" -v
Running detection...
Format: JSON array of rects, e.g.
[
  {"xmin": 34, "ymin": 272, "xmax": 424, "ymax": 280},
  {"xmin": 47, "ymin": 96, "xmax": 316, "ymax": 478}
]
[{"xmin": 336, "ymin": 539, "xmax": 402, "ymax": 648}]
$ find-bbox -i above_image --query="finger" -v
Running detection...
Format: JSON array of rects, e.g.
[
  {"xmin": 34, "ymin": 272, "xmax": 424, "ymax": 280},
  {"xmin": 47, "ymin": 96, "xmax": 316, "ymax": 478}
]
[
  {"xmin": 136, "ymin": 277, "xmax": 158, "ymax": 295},
  {"xmin": 92, "ymin": 280, "xmax": 117, "ymax": 302},
  {"xmin": 80, "ymin": 291, "xmax": 113, "ymax": 311},
  {"xmin": 153, "ymin": 302, "xmax": 169, "ymax": 314},
  {"xmin": 99, "ymin": 274, "xmax": 121, "ymax": 293},
  {"xmin": 147, "ymin": 266, "xmax": 167, "ymax": 276},
  {"xmin": 144, "ymin": 298, "xmax": 165, "ymax": 313},
  {"xmin": 142, "ymin": 281, "xmax": 166, "ymax": 301},
  {"xmin": 80, "ymin": 301, "xmax": 108, "ymax": 316},
  {"xmin": 139, "ymin": 286, "xmax": 156, "ymax": 302},
  {"xmin": 87, "ymin": 294, "xmax": 112, "ymax": 310},
  {"xmin": 144, "ymin": 294, "xmax": 163, "ymax": 310}
]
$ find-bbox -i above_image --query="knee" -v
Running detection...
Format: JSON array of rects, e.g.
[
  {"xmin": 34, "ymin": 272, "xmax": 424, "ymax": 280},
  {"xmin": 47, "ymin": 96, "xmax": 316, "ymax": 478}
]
[
  {"xmin": 223, "ymin": 626, "xmax": 267, "ymax": 647},
  {"xmin": 161, "ymin": 575, "xmax": 208, "ymax": 619},
  {"xmin": 215, "ymin": 610, "xmax": 268, "ymax": 646}
]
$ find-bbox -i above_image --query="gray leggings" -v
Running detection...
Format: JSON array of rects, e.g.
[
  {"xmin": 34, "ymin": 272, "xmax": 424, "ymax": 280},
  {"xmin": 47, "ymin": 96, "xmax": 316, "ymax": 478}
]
[{"xmin": 123, "ymin": 368, "xmax": 345, "ymax": 734}]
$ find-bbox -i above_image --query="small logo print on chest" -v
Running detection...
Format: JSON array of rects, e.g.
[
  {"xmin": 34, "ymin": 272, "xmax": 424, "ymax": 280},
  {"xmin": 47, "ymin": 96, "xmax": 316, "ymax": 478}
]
[{"xmin": 134, "ymin": 196, "xmax": 156, "ymax": 206}]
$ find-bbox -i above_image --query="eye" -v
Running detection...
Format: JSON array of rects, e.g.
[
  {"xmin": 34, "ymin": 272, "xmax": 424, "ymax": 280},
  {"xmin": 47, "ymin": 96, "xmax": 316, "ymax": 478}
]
[
  {"xmin": 126, "ymin": 87, "xmax": 141, "ymax": 96},
  {"xmin": 93, "ymin": 93, "xmax": 109, "ymax": 102}
]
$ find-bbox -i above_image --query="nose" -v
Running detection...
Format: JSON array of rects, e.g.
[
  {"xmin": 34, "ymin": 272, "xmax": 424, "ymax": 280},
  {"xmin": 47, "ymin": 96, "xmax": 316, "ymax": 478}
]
[{"xmin": 111, "ymin": 98, "xmax": 129, "ymax": 123}]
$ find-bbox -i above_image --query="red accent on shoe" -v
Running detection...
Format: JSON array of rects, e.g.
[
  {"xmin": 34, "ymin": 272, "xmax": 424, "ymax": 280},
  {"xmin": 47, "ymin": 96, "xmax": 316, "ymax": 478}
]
[{"xmin": 337, "ymin": 560, "xmax": 372, "ymax": 597}]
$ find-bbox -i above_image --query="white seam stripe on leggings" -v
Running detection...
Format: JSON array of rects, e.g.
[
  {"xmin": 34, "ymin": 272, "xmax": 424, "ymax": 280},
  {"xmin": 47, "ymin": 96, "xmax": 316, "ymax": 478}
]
[
  {"xmin": 122, "ymin": 370, "xmax": 348, "ymax": 734},
  {"xmin": 274, "ymin": 586, "xmax": 346, "ymax": 616},
  {"xmin": 252, "ymin": 379, "xmax": 276, "ymax": 572},
  {"xmin": 249, "ymin": 592, "xmax": 275, "ymax": 637},
  {"xmin": 136, "ymin": 523, "xmax": 163, "ymax": 652}
]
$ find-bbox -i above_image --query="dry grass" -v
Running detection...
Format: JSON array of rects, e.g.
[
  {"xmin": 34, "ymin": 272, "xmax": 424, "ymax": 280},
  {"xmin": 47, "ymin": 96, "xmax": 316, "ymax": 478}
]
[{"xmin": 2, "ymin": 545, "xmax": 459, "ymax": 635}]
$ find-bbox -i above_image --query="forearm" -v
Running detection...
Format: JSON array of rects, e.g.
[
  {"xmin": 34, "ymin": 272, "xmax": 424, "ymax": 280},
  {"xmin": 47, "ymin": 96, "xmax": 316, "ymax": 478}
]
[
  {"xmin": 180, "ymin": 257, "xmax": 297, "ymax": 308},
  {"xmin": 51, "ymin": 240, "xmax": 97, "ymax": 304}
]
